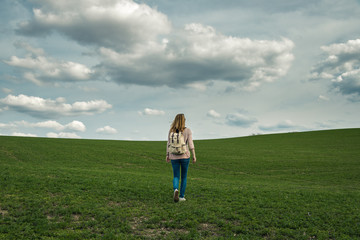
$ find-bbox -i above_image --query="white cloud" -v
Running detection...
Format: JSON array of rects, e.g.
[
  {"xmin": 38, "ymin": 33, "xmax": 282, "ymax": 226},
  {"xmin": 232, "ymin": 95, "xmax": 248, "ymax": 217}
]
[
  {"xmin": 259, "ymin": 120, "xmax": 305, "ymax": 132},
  {"xmin": 226, "ymin": 113, "xmax": 257, "ymax": 127},
  {"xmin": 138, "ymin": 108, "xmax": 165, "ymax": 116},
  {"xmin": 310, "ymin": 38, "xmax": 360, "ymax": 100},
  {"xmin": 65, "ymin": 121, "xmax": 86, "ymax": 132},
  {"xmin": 1, "ymin": 120, "xmax": 86, "ymax": 136},
  {"xmin": 0, "ymin": 123, "xmax": 16, "ymax": 129},
  {"xmin": 13, "ymin": 1, "xmax": 294, "ymax": 90},
  {"xmin": 186, "ymin": 82, "xmax": 209, "ymax": 91},
  {"xmin": 12, "ymin": 132, "xmax": 37, "ymax": 137},
  {"xmin": 207, "ymin": 109, "xmax": 221, "ymax": 118},
  {"xmin": 16, "ymin": 120, "xmax": 64, "ymax": 131},
  {"xmin": 79, "ymin": 86, "xmax": 99, "ymax": 92},
  {"xmin": 46, "ymin": 132, "xmax": 81, "ymax": 138},
  {"xmin": 15, "ymin": 120, "xmax": 86, "ymax": 132},
  {"xmin": 318, "ymin": 95, "xmax": 330, "ymax": 101},
  {"xmin": 97, "ymin": 23, "xmax": 294, "ymax": 89},
  {"xmin": 96, "ymin": 126, "xmax": 118, "ymax": 134},
  {"xmin": 0, "ymin": 94, "xmax": 112, "ymax": 119},
  {"xmin": 16, "ymin": 0, "xmax": 171, "ymax": 51},
  {"xmin": 1, "ymin": 88, "xmax": 12, "ymax": 94},
  {"xmin": 14, "ymin": 40, "xmax": 45, "ymax": 56},
  {"xmin": 4, "ymin": 43, "xmax": 93, "ymax": 85}
]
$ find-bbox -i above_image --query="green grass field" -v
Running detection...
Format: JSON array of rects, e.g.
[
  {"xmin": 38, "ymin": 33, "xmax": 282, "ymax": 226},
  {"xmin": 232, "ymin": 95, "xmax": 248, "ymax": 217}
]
[{"xmin": 1, "ymin": 129, "xmax": 360, "ymax": 239}]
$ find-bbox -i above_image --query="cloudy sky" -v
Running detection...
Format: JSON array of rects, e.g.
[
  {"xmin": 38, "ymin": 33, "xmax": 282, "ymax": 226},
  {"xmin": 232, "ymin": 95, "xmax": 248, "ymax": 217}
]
[{"xmin": 1, "ymin": 0, "xmax": 359, "ymax": 140}]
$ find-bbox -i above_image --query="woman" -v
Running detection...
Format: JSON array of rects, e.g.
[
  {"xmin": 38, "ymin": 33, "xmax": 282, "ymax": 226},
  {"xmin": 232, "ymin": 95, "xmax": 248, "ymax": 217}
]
[{"xmin": 166, "ymin": 114, "xmax": 196, "ymax": 202}]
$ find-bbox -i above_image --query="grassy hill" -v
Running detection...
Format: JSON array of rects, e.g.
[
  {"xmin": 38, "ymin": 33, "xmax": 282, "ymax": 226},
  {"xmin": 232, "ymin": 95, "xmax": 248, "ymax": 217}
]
[{"xmin": 1, "ymin": 129, "xmax": 359, "ymax": 239}]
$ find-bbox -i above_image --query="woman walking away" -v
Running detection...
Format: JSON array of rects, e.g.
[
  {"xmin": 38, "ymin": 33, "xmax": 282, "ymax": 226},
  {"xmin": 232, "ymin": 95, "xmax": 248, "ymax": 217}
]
[{"xmin": 166, "ymin": 114, "xmax": 196, "ymax": 203}]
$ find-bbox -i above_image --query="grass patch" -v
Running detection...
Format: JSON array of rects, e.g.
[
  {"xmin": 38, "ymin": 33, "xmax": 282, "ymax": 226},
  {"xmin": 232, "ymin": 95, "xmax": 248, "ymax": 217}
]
[{"xmin": 1, "ymin": 129, "xmax": 360, "ymax": 239}]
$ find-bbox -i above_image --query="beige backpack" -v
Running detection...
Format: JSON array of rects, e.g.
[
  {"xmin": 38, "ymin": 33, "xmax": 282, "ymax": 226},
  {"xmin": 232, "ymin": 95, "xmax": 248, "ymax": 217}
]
[{"xmin": 168, "ymin": 131, "xmax": 187, "ymax": 155}]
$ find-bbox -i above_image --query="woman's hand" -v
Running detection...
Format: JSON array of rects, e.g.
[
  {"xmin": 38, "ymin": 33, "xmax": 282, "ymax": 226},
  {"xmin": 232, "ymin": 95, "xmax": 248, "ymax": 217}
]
[
  {"xmin": 191, "ymin": 149, "xmax": 196, "ymax": 164},
  {"xmin": 166, "ymin": 156, "xmax": 170, "ymax": 163}
]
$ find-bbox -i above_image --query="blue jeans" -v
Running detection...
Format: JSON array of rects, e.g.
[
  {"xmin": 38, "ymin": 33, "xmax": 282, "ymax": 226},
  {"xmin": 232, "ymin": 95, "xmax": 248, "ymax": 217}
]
[{"xmin": 171, "ymin": 158, "xmax": 190, "ymax": 198}]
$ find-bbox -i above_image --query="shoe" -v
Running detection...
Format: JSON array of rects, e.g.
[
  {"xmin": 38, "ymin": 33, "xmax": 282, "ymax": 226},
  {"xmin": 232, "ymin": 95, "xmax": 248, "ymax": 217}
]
[
  {"xmin": 173, "ymin": 189, "xmax": 179, "ymax": 202},
  {"xmin": 179, "ymin": 197, "xmax": 186, "ymax": 202}
]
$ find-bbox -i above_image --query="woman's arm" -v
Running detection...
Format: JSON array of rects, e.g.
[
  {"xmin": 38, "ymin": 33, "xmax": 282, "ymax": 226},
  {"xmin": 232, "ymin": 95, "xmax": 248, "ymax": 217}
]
[
  {"xmin": 187, "ymin": 129, "xmax": 196, "ymax": 163},
  {"xmin": 166, "ymin": 131, "xmax": 170, "ymax": 162},
  {"xmin": 191, "ymin": 148, "xmax": 196, "ymax": 163}
]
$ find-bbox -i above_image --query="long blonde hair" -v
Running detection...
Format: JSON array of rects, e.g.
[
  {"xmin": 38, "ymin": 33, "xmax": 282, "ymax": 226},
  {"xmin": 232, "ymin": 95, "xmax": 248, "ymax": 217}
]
[{"xmin": 170, "ymin": 114, "xmax": 186, "ymax": 132}]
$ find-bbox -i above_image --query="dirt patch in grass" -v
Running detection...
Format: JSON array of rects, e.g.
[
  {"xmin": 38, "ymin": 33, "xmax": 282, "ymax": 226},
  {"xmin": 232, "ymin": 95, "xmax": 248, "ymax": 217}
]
[
  {"xmin": 72, "ymin": 214, "xmax": 81, "ymax": 221},
  {"xmin": 108, "ymin": 201, "xmax": 123, "ymax": 207},
  {"xmin": 134, "ymin": 227, "xmax": 189, "ymax": 239},
  {"xmin": 0, "ymin": 147, "xmax": 20, "ymax": 161},
  {"xmin": 137, "ymin": 228, "xmax": 189, "ymax": 238},
  {"xmin": 0, "ymin": 207, "xmax": 8, "ymax": 216},
  {"xmin": 199, "ymin": 223, "xmax": 218, "ymax": 231},
  {"xmin": 130, "ymin": 216, "xmax": 189, "ymax": 238},
  {"xmin": 130, "ymin": 216, "xmax": 148, "ymax": 230},
  {"xmin": 198, "ymin": 223, "xmax": 221, "ymax": 237}
]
